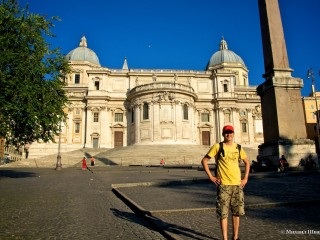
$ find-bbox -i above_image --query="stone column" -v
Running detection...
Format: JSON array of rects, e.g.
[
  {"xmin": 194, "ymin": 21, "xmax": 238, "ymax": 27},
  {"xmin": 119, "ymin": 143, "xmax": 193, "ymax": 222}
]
[
  {"xmin": 150, "ymin": 102, "xmax": 154, "ymax": 142},
  {"xmin": 246, "ymin": 108, "xmax": 254, "ymax": 145},
  {"xmin": 215, "ymin": 107, "xmax": 224, "ymax": 143},
  {"xmin": 257, "ymin": 0, "xmax": 315, "ymax": 166},
  {"xmin": 135, "ymin": 104, "xmax": 141, "ymax": 144}
]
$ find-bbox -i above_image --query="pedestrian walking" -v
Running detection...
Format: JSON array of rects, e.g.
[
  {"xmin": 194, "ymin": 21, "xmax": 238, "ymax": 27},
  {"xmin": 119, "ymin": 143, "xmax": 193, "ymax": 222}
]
[
  {"xmin": 201, "ymin": 125, "xmax": 250, "ymax": 240},
  {"xmin": 82, "ymin": 157, "xmax": 87, "ymax": 170},
  {"xmin": 90, "ymin": 157, "xmax": 95, "ymax": 166}
]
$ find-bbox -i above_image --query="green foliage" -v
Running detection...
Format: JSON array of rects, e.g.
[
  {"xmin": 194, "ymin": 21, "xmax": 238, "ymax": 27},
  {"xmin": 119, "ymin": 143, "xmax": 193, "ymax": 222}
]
[{"xmin": 0, "ymin": 0, "xmax": 70, "ymax": 146}]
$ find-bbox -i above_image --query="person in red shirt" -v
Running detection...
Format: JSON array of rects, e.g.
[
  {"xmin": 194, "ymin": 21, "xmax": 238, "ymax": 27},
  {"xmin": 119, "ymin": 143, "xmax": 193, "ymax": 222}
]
[
  {"xmin": 82, "ymin": 157, "xmax": 87, "ymax": 170},
  {"xmin": 278, "ymin": 155, "xmax": 289, "ymax": 172}
]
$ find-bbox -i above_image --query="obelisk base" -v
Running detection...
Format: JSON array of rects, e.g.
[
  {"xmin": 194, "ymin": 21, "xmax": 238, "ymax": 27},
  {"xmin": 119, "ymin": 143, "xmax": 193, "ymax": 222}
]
[{"xmin": 258, "ymin": 139, "xmax": 316, "ymax": 168}]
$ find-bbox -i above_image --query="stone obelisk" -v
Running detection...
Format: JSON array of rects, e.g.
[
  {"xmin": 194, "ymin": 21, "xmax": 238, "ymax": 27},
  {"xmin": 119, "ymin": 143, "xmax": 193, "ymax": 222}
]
[{"xmin": 257, "ymin": 0, "xmax": 316, "ymax": 166}]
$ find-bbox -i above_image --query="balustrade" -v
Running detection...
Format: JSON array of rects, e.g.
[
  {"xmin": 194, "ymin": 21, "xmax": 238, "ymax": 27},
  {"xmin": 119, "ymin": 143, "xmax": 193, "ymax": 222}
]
[{"xmin": 131, "ymin": 82, "xmax": 194, "ymax": 94}]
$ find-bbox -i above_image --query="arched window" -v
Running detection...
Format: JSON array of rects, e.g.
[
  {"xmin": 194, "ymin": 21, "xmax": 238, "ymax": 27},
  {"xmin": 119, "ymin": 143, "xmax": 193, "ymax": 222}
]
[
  {"xmin": 94, "ymin": 81, "xmax": 100, "ymax": 90},
  {"xmin": 183, "ymin": 104, "xmax": 188, "ymax": 120},
  {"xmin": 143, "ymin": 102, "xmax": 149, "ymax": 120},
  {"xmin": 223, "ymin": 83, "xmax": 228, "ymax": 92}
]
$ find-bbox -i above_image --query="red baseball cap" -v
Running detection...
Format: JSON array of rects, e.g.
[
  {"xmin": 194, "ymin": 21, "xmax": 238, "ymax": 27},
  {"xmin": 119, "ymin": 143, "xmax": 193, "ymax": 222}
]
[{"xmin": 222, "ymin": 125, "xmax": 234, "ymax": 133}]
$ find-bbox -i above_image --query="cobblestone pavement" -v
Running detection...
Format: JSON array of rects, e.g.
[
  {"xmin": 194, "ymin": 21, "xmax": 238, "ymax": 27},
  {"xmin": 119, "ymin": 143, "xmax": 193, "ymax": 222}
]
[{"xmin": 0, "ymin": 166, "xmax": 319, "ymax": 240}]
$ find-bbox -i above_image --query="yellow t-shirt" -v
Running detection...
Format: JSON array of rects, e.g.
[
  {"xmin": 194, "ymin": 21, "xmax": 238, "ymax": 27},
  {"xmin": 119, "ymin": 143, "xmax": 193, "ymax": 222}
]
[{"xmin": 206, "ymin": 142, "xmax": 247, "ymax": 185}]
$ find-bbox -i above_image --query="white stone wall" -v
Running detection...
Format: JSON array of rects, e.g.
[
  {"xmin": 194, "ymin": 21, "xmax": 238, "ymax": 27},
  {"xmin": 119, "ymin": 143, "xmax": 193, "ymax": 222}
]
[{"xmin": 29, "ymin": 55, "xmax": 263, "ymax": 158}]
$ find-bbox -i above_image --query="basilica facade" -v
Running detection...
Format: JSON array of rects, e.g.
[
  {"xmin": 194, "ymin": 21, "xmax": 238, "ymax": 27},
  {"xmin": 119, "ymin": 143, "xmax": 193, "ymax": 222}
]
[{"xmin": 31, "ymin": 36, "xmax": 264, "ymax": 157}]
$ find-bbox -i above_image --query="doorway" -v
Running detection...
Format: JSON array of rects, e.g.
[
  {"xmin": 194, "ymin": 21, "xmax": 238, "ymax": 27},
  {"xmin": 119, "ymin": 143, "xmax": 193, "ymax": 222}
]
[
  {"xmin": 92, "ymin": 138, "xmax": 99, "ymax": 148},
  {"xmin": 202, "ymin": 131, "xmax": 210, "ymax": 145},
  {"xmin": 114, "ymin": 131, "xmax": 123, "ymax": 147}
]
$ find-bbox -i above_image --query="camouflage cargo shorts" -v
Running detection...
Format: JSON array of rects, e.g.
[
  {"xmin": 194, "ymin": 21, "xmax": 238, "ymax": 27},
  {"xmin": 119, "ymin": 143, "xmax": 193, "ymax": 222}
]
[{"xmin": 216, "ymin": 185, "xmax": 245, "ymax": 219}]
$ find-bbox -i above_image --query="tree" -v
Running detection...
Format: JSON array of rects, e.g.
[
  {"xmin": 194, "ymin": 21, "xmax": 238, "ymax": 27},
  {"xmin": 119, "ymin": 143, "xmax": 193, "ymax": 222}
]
[{"xmin": 0, "ymin": 0, "xmax": 70, "ymax": 147}]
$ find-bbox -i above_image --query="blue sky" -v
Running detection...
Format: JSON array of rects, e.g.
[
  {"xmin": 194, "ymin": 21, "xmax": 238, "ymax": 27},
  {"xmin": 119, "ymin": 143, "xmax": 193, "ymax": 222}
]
[{"xmin": 22, "ymin": 0, "xmax": 320, "ymax": 96}]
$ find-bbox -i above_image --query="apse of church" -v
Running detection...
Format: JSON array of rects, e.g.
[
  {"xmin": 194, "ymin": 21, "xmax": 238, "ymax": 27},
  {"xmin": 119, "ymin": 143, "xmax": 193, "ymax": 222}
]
[
  {"xmin": 127, "ymin": 83, "xmax": 197, "ymax": 144},
  {"xmin": 29, "ymin": 36, "xmax": 263, "ymax": 157}
]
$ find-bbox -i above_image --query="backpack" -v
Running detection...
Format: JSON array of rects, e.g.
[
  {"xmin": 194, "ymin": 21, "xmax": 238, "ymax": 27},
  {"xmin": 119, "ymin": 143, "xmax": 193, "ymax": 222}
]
[
  {"xmin": 215, "ymin": 142, "xmax": 242, "ymax": 174},
  {"xmin": 216, "ymin": 142, "xmax": 241, "ymax": 160}
]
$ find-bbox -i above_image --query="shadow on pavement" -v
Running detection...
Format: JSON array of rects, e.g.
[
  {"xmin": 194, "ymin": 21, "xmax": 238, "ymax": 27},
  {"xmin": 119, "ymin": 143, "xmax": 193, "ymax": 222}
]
[
  {"xmin": 145, "ymin": 214, "xmax": 218, "ymax": 240},
  {"xmin": 111, "ymin": 207, "xmax": 217, "ymax": 240},
  {"xmin": 110, "ymin": 208, "xmax": 164, "ymax": 234},
  {"xmin": 0, "ymin": 169, "xmax": 37, "ymax": 179},
  {"xmin": 114, "ymin": 170, "xmax": 320, "ymax": 236}
]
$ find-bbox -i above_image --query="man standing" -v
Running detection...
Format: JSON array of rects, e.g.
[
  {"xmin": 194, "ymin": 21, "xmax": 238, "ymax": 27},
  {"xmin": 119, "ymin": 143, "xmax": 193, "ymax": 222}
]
[{"xmin": 201, "ymin": 125, "xmax": 250, "ymax": 240}]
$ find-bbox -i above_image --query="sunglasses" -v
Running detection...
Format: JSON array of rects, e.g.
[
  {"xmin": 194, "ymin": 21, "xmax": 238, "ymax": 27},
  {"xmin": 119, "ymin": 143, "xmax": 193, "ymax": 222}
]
[{"xmin": 223, "ymin": 131, "xmax": 234, "ymax": 134}]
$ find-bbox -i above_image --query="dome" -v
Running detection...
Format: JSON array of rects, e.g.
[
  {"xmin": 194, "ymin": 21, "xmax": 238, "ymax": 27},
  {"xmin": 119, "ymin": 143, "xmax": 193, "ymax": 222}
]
[
  {"xmin": 66, "ymin": 36, "xmax": 100, "ymax": 66},
  {"xmin": 207, "ymin": 39, "xmax": 245, "ymax": 69}
]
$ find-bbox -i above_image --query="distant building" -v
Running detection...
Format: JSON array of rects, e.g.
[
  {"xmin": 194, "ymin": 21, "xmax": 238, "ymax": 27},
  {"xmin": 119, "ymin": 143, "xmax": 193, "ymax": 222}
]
[
  {"xmin": 302, "ymin": 93, "xmax": 320, "ymax": 153},
  {"xmin": 29, "ymin": 36, "xmax": 263, "ymax": 158}
]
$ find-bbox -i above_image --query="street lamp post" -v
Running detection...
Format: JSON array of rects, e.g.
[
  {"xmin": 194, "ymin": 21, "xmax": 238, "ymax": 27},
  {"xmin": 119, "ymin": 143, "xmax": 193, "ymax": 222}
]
[
  {"xmin": 307, "ymin": 68, "xmax": 320, "ymax": 153},
  {"xmin": 55, "ymin": 121, "xmax": 62, "ymax": 170}
]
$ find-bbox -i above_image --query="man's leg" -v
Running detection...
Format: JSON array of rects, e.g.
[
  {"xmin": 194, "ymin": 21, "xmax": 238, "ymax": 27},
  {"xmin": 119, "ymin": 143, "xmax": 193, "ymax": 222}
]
[
  {"xmin": 220, "ymin": 218, "xmax": 228, "ymax": 240},
  {"xmin": 230, "ymin": 186, "xmax": 244, "ymax": 239},
  {"xmin": 232, "ymin": 215, "xmax": 240, "ymax": 240},
  {"xmin": 217, "ymin": 185, "xmax": 231, "ymax": 240}
]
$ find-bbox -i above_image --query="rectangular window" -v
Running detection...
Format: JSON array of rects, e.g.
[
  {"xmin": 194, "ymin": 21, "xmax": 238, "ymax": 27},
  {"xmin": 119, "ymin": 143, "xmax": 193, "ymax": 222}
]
[
  {"xmin": 224, "ymin": 112, "xmax": 231, "ymax": 123},
  {"xmin": 115, "ymin": 113, "xmax": 123, "ymax": 122},
  {"xmin": 201, "ymin": 113, "xmax": 209, "ymax": 122},
  {"xmin": 75, "ymin": 74, "xmax": 80, "ymax": 84},
  {"xmin": 242, "ymin": 122, "xmax": 247, "ymax": 133},
  {"xmin": 75, "ymin": 123, "xmax": 80, "ymax": 133},
  {"xmin": 93, "ymin": 113, "xmax": 99, "ymax": 122},
  {"xmin": 94, "ymin": 81, "xmax": 99, "ymax": 90}
]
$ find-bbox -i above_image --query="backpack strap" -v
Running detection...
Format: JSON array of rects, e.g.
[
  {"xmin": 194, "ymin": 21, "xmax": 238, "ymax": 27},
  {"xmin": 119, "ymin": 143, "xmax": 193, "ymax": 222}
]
[
  {"xmin": 237, "ymin": 144, "xmax": 242, "ymax": 162},
  {"xmin": 215, "ymin": 142, "xmax": 224, "ymax": 176},
  {"xmin": 216, "ymin": 142, "xmax": 242, "ymax": 161},
  {"xmin": 217, "ymin": 142, "xmax": 224, "ymax": 158},
  {"xmin": 217, "ymin": 142, "xmax": 241, "ymax": 159},
  {"xmin": 215, "ymin": 142, "xmax": 242, "ymax": 175}
]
